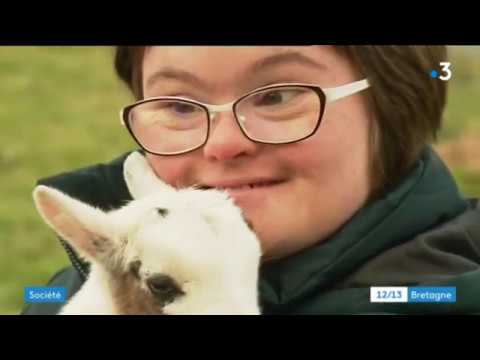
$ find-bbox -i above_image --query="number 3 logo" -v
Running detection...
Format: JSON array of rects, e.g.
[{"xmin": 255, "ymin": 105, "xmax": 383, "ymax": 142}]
[{"xmin": 439, "ymin": 62, "xmax": 452, "ymax": 81}]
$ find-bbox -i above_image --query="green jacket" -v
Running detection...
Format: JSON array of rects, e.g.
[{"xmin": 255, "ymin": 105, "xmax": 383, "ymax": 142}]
[{"xmin": 22, "ymin": 147, "xmax": 480, "ymax": 314}]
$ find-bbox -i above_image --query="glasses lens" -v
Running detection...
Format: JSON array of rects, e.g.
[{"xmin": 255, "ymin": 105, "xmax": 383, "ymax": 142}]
[
  {"xmin": 127, "ymin": 99, "xmax": 208, "ymax": 154},
  {"xmin": 235, "ymin": 86, "xmax": 322, "ymax": 143}
]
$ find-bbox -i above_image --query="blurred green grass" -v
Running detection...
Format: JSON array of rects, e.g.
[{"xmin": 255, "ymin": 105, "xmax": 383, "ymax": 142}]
[
  {"xmin": 442, "ymin": 47, "xmax": 480, "ymax": 140},
  {"xmin": 1, "ymin": 46, "xmax": 479, "ymax": 314},
  {"xmin": 0, "ymin": 47, "xmax": 135, "ymax": 314}
]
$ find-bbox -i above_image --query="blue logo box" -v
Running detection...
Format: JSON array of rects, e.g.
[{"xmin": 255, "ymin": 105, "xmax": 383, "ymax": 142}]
[
  {"xmin": 408, "ymin": 287, "xmax": 456, "ymax": 303},
  {"xmin": 24, "ymin": 287, "xmax": 67, "ymax": 303}
]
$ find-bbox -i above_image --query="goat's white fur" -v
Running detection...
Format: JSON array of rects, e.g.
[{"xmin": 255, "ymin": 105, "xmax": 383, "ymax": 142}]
[
  {"xmin": 123, "ymin": 151, "xmax": 175, "ymax": 199},
  {"xmin": 33, "ymin": 152, "xmax": 262, "ymax": 315}
]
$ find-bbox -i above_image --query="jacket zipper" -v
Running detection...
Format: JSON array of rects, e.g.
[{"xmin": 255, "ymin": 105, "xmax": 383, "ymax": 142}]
[{"xmin": 59, "ymin": 238, "xmax": 89, "ymax": 281}]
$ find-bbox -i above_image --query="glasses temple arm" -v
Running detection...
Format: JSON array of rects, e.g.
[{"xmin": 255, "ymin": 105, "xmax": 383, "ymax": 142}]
[{"xmin": 323, "ymin": 79, "xmax": 370, "ymax": 103}]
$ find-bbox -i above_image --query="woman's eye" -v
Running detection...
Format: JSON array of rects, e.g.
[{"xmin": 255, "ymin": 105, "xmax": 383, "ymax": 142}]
[
  {"xmin": 254, "ymin": 89, "xmax": 299, "ymax": 107},
  {"xmin": 170, "ymin": 102, "xmax": 197, "ymax": 114}
]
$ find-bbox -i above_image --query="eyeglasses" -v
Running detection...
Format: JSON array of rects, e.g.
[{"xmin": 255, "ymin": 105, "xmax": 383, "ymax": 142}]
[{"xmin": 120, "ymin": 79, "xmax": 370, "ymax": 156}]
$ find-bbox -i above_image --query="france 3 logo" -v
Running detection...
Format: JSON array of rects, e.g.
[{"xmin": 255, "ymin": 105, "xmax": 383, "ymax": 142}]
[{"xmin": 430, "ymin": 62, "xmax": 452, "ymax": 81}]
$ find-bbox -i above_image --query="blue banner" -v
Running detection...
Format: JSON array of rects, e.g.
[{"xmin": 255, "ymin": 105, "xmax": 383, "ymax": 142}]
[
  {"xmin": 24, "ymin": 287, "xmax": 67, "ymax": 303},
  {"xmin": 407, "ymin": 287, "xmax": 456, "ymax": 303}
]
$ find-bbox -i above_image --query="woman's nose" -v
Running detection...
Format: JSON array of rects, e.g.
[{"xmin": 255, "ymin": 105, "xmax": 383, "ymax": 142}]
[{"xmin": 202, "ymin": 111, "xmax": 258, "ymax": 162}]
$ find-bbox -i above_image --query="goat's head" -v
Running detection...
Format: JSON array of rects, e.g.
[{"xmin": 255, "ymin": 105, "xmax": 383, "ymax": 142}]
[{"xmin": 33, "ymin": 153, "xmax": 261, "ymax": 314}]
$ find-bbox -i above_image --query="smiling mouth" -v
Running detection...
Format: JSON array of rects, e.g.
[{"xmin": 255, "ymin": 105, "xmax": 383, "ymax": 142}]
[{"xmin": 199, "ymin": 180, "xmax": 285, "ymax": 191}]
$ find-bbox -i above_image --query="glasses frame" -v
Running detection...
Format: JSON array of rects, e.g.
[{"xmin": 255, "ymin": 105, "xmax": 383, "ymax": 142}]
[{"xmin": 120, "ymin": 79, "xmax": 370, "ymax": 156}]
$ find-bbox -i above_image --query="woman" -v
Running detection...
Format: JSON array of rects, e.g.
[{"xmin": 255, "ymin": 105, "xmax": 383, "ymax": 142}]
[{"xmin": 23, "ymin": 46, "xmax": 480, "ymax": 315}]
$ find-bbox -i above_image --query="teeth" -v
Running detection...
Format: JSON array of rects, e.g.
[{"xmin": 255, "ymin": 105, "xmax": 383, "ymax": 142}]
[
  {"xmin": 207, "ymin": 181, "xmax": 280, "ymax": 191},
  {"xmin": 227, "ymin": 182, "xmax": 274, "ymax": 190}
]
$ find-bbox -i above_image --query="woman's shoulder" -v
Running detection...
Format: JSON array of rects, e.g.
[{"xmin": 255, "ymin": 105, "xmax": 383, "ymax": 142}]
[
  {"xmin": 37, "ymin": 150, "xmax": 137, "ymax": 210},
  {"xmin": 339, "ymin": 199, "xmax": 480, "ymax": 288}
]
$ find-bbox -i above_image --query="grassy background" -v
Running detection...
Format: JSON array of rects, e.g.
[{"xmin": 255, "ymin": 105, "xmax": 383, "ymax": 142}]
[{"xmin": 1, "ymin": 46, "xmax": 479, "ymax": 314}]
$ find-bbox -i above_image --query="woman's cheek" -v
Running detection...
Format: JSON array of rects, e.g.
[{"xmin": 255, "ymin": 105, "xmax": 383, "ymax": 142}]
[{"xmin": 146, "ymin": 153, "xmax": 195, "ymax": 187}]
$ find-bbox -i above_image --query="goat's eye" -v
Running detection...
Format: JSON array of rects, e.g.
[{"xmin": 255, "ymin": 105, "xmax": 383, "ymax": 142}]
[
  {"xmin": 156, "ymin": 208, "xmax": 169, "ymax": 217},
  {"xmin": 147, "ymin": 274, "xmax": 183, "ymax": 305}
]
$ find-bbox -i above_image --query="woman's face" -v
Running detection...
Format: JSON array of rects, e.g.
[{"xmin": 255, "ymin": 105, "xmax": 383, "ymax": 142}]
[{"xmin": 141, "ymin": 46, "xmax": 372, "ymax": 261}]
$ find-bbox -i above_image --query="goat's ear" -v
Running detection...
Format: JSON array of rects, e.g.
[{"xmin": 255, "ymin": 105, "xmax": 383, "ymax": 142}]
[
  {"xmin": 123, "ymin": 151, "xmax": 174, "ymax": 199},
  {"xmin": 33, "ymin": 185, "xmax": 114, "ymax": 262}
]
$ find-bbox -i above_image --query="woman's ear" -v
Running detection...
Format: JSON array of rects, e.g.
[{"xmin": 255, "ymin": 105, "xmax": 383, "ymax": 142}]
[
  {"xmin": 33, "ymin": 185, "xmax": 114, "ymax": 262},
  {"xmin": 123, "ymin": 151, "xmax": 174, "ymax": 199}
]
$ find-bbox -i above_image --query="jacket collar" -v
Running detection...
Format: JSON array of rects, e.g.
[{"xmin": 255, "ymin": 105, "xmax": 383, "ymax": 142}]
[{"xmin": 258, "ymin": 146, "xmax": 469, "ymax": 311}]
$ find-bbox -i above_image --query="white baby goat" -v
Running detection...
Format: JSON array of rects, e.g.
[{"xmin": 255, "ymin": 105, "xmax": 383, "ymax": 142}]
[{"xmin": 33, "ymin": 152, "xmax": 262, "ymax": 315}]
